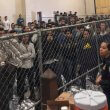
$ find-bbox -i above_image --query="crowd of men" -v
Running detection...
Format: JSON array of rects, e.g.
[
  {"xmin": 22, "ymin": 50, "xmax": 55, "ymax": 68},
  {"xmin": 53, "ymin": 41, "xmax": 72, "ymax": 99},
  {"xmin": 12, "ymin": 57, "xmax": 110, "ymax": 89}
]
[{"xmin": 0, "ymin": 11, "xmax": 110, "ymax": 110}]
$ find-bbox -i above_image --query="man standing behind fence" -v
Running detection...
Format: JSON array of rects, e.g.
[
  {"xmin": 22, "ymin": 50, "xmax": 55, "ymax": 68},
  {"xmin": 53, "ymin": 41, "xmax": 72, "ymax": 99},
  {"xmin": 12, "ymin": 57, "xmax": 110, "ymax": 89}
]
[
  {"xmin": 17, "ymin": 35, "xmax": 36, "ymax": 104},
  {"xmin": 60, "ymin": 29, "xmax": 76, "ymax": 82},
  {"xmin": 0, "ymin": 28, "xmax": 22, "ymax": 110},
  {"xmin": 75, "ymin": 29, "xmax": 98, "ymax": 88},
  {"xmin": 3, "ymin": 16, "xmax": 10, "ymax": 33}
]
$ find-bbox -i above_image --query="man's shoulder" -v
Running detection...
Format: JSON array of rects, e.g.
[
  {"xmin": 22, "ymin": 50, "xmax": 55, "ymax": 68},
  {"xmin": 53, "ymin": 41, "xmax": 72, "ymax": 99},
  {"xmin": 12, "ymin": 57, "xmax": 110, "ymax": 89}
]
[{"xmin": 29, "ymin": 42, "xmax": 34, "ymax": 46}]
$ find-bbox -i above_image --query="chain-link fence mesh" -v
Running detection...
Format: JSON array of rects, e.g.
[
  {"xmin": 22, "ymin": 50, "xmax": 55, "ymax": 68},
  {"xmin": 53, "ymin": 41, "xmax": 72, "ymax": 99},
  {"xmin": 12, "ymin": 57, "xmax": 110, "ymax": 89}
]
[
  {"xmin": 0, "ymin": 32, "xmax": 41, "ymax": 110},
  {"xmin": 0, "ymin": 19, "xmax": 110, "ymax": 110}
]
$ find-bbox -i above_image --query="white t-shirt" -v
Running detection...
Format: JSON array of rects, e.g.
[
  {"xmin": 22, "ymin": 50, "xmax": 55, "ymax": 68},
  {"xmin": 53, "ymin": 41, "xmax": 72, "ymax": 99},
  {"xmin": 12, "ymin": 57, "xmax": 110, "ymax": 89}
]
[{"xmin": 3, "ymin": 20, "xmax": 10, "ymax": 30}]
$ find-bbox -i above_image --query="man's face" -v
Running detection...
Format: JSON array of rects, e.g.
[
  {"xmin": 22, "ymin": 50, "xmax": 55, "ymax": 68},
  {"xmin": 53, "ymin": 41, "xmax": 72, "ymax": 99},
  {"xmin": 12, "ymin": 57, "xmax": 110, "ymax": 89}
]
[
  {"xmin": 5, "ymin": 16, "xmax": 7, "ymax": 21},
  {"xmin": 22, "ymin": 35, "xmax": 29, "ymax": 44},
  {"xmin": 30, "ymin": 23, "xmax": 35, "ymax": 30},
  {"xmin": 100, "ymin": 23, "xmax": 106, "ymax": 31},
  {"xmin": 66, "ymin": 32, "xmax": 72, "ymax": 38},
  {"xmin": 11, "ymin": 24, "xmax": 15, "ymax": 29},
  {"xmin": 24, "ymin": 26, "xmax": 31, "ymax": 32},
  {"xmin": 80, "ymin": 28, "xmax": 84, "ymax": 34},
  {"xmin": 47, "ymin": 34, "xmax": 53, "ymax": 42},
  {"xmin": 83, "ymin": 31, "xmax": 90, "ymax": 38},
  {"xmin": 60, "ymin": 19, "xmax": 65, "ymax": 26},
  {"xmin": 70, "ymin": 17, "xmax": 75, "ymax": 23}
]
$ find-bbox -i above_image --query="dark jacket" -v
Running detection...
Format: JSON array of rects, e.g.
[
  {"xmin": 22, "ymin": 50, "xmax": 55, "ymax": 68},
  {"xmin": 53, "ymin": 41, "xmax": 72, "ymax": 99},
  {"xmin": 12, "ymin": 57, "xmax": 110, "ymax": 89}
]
[{"xmin": 100, "ymin": 56, "xmax": 110, "ymax": 87}]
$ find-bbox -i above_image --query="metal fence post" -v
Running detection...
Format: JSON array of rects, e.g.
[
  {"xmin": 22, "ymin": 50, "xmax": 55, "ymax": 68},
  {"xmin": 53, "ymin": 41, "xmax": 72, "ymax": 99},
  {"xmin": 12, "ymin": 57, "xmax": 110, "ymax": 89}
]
[
  {"xmin": 37, "ymin": 29, "xmax": 43, "ymax": 110},
  {"xmin": 93, "ymin": 22, "xmax": 101, "ymax": 74},
  {"xmin": 38, "ymin": 29, "xmax": 43, "ymax": 75}
]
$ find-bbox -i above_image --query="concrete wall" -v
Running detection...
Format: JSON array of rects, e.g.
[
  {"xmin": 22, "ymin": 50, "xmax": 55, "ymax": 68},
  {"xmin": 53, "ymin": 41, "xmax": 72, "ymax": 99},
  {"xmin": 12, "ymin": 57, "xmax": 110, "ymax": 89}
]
[
  {"xmin": 25, "ymin": 0, "xmax": 86, "ymax": 23},
  {"xmin": 0, "ymin": 0, "xmax": 95, "ymax": 24},
  {"xmin": 0, "ymin": 0, "xmax": 25, "ymax": 23},
  {"xmin": 85, "ymin": 0, "xmax": 95, "ymax": 15}
]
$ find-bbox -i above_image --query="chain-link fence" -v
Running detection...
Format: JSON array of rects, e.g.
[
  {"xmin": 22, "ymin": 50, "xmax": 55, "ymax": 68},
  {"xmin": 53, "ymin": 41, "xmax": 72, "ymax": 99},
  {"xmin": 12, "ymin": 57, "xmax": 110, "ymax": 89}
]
[
  {"xmin": 0, "ymin": 19, "xmax": 110, "ymax": 110},
  {"xmin": 0, "ymin": 31, "xmax": 41, "ymax": 110}
]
